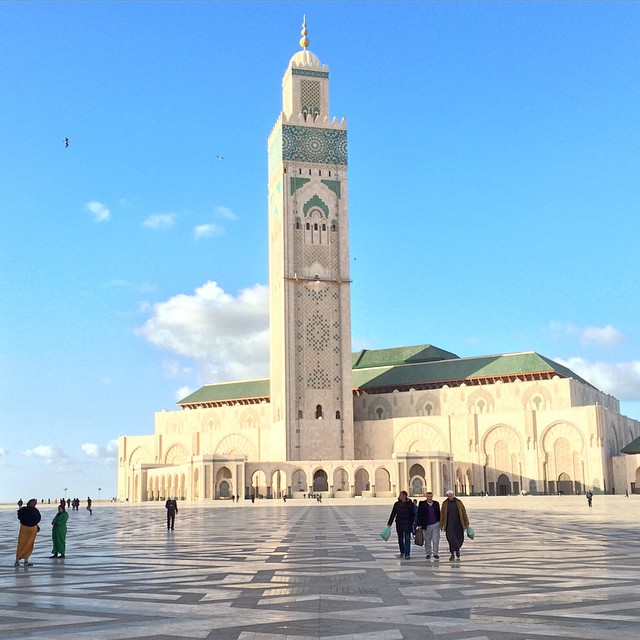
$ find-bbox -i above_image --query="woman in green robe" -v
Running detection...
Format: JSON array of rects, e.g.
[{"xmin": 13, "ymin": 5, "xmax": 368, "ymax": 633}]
[{"xmin": 50, "ymin": 504, "xmax": 68, "ymax": 558}]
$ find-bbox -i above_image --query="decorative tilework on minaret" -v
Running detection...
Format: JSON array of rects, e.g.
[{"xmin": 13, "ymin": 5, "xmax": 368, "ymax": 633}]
[{"xmin": 268, "ymin": 19, "xmax": 354, "ymax": 462}]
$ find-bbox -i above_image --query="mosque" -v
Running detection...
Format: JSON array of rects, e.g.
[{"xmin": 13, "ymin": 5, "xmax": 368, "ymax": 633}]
[{"xmin": 117, "ymin": 23, "xmax": 640, "ymax": 502}]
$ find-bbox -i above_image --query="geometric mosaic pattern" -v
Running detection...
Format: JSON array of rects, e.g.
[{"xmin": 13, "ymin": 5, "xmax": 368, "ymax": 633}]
[
  {"xmin": 282, "ymin": 125, "xmax": 347, "ymax": 165},
  {"xmin": 2, "ymin": 497, "xmax": 640, "ymax": 639}
]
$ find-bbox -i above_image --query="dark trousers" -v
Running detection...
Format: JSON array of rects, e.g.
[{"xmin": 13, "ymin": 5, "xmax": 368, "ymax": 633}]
[
  {"xmin": 397, "ymin": 530, "xmax": 412, "ymax": 557},
  {"xmin": 167, "ymin": 513, "xmax": 175, "ymax": 529}
]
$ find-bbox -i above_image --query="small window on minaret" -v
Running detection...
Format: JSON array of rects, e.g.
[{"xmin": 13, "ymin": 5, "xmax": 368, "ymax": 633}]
[
  {"xmin": 299, "ymin": 169, "xmax": 302, "ymax": 175},
  {"xmin": 296, "ymin": 221, "xmax": 301, "ymax": 229},
  {"xmin": 319, "ymin": 170, "xmax": 322, "ymax": 176},
  {"xmin": 298, "ymin": 410, "xmax": 304, "ymax": 419},
  {"xmin": 335, "ymin": 410, "xmax": 341, "ymax": 419},
  {"xmin": 376, "ymin": 407, "xmax": 384, "ymax": 419},
  {"xmin": 315, "ymin": 405, "xmax": 323, "ymax": 419},
  {"xmin": 322, "ymin": 223, "xmax": 326, "ymax": 231}
]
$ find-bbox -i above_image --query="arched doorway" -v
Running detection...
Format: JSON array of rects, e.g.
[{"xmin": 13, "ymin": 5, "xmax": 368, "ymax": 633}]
[
  {"xmin": 251, "ymin": 470, "xmax": 267, "ymax": 499},
  {"xmin": 216, "ymin": 467, "xmax": 233, "ymax": 499},
  {"xmin": 333, "ymin": 468, "xmax": 349, "ymax": 493},
  {"xmin": 292, "ymin": 469, "xmax": 307, "ymax": 494},
  {"xmin": 497, "ymin": 473, "xmax": 511, "ymax": 496},
  {"xmin": 313, "ymin": 469, "xmax": 328, "ymax": 492},
  {"xmin": 354, "ymin": 468, "xmax": 370, "ymax": 495},
  {"xmin": 374, "ymin": 467, "xmax": 391, "ymax": 493},
  {"xmin": 272, "ymin": 469, "xmax": 287, "ymax": 499},
  {"xmin": 557, "ymin": 472, "xmax": 573, "ymax": 495},
  {"xmin": 409, "ymin": 464, "xmax": 426, "ymax": 496}
]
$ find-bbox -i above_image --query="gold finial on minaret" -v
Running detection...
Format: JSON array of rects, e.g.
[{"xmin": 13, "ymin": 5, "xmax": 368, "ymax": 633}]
[{"xmin": 299, "ymin": 15, "xmax": 309, "ymax": 50}]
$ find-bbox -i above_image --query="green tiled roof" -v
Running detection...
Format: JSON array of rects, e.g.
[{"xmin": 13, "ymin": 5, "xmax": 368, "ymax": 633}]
[
  {"xmin": 352, "ymin": 351, "xmax": 592, "ymax": 391},
  {"xmin": 177, "ymin": 346, "xmax": 592, "ymax": 406},
  {"xmin": 178, "ymin": 379, "xmax": 269, "ymax": 405},
  {"xmin": 352, "ymin": 344, "xmax": 459, "ymax": 369},
  {"xmin": 621, "ymin": 435, "xmax": 640, "ymax": 455}
]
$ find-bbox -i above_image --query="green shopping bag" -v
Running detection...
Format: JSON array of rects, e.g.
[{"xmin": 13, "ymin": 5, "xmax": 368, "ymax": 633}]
[
  {"xmin": 466, "ymin": 526, "xmax": 475, "ymax": 540},
  {"xmin": 380, "ymin": 525, "xmax": 392, "ymax": 541}
]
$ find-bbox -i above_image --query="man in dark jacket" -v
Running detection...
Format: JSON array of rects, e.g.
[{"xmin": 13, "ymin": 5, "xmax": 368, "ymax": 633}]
[
  {"xmin": 416, "ymin": 491, "xmax": 441, "ymax": 560},
  {"xmin": 387, "ymin": 491, "xmax": 415, "ymax": 559},
  {"xmin": 165, "ymin": 497, "xmax": 178, "ymax": 530}
]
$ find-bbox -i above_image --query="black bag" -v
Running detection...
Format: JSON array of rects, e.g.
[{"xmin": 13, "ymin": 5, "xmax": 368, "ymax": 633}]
[{"xmin": 414, "ymin": 528, "xmax": 424, "ymax": 546}]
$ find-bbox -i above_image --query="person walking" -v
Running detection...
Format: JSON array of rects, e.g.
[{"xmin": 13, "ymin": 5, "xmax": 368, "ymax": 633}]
[
  {"xmin": 440, "ymin": 490, "xmax": 469, "ymax": 561},
  {"xmin": 50, "ymin": 503, "xmax": 69, "ymax": 558},
  {"xmin": 86, "ymin": 497, "xmax": 93, "ymax": 515},
  {"xmin": 15, "ymin": 499, "xmax": 41, "ymax": 567},
  {"xmin": 387, "ymin": 491, "xmax": 415, "ymax": 559},
  {"xmin": 416, "ymin": 491, "xmax": 441, "ymax": 560},
  {"xmin": 165, "ymin": 497, "xmax": 178, "ymax": 530},
  {"xmin": 586, "ymin": 490, "xmax": 593, "ymax": 507}
]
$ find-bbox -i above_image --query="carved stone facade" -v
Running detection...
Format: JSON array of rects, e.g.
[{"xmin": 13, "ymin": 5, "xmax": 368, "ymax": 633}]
[{"xmin": 117, "ymin": 28, "xmax": 640, "ymax": 503}]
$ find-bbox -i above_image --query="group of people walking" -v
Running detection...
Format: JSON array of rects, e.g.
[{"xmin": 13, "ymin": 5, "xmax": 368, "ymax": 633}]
[{"xmin": 387, "ymin": 489, "xmax": 469, "ymax": 561}]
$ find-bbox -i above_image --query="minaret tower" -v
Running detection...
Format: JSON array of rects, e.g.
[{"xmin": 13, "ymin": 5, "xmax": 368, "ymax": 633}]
[{"xmin": 267, "ymin": 19, "xmax": 354, "ymax": 462}]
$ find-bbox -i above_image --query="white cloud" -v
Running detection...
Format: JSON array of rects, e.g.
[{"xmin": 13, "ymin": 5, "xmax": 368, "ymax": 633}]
[
  {"xmin": 136, "ymin": 280, "xmax": 269, "ymax": 381},
  {"xmin": 215, "ymin": 205, "xmax": 236, "ymax": 220},
  {"xmin": 175, "ymin": 386, "xmax": 193, "ymax": 401},
  {"xmin": 24, "ymin": 445, "xmax": 67, "ymax": 463},
  {"xmin": 85, "ymin": 201, "xmax": 111, "ymax": 222},
  {"xmin": 547, "ymin": 322, "xmax": 627, "ymax": 348},
  {"xmin": 0, "ymin": 447, "xmax": 6, "ymax": 456},
  {"xmin": 144, "ymin": 213, "xmax": 176, "ymax": 230},
  {"xmin": 194, "ymin": 223, "xmax": 223, "ymax": 240},
  {"xmin": 162, "ymin": 361, "xmax": 193, "ymax": 379},
  {"xmin": 80, "ymin": 440, "xmax": 118, "ymax": 466},
  {"xmin": 580, "ymin": 324, "xmax": 626, "ymax": 347},
  {"xmin": 556, "ymin": 357, "xmax": 640, "ymax": 401}
]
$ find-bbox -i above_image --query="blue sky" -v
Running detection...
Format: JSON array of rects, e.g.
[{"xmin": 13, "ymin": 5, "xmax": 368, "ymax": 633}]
[{"xmin": 1, "ymin": 1, "xmax": 639, "ymax": 503}]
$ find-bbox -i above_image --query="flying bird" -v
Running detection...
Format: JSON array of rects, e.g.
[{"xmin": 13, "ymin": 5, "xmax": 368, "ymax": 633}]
[
  {"xmin": 64, "ymin": 137, "xmax": 69, "ymax": 148},
  {"xmin": 216, "ymin": 155, "xmax": 224, "ymax": 160}
]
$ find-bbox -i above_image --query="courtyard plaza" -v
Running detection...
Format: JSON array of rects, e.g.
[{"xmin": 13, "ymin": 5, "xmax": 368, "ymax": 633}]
[{"xmin": 1, "ymin": 496, "xmax": 639, "ymax": 640}]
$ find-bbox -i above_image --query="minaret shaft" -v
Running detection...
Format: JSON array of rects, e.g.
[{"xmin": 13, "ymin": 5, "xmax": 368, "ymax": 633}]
[{"xmin": 268, "ymin": 28, "xmax": 354, "ymax": 462}]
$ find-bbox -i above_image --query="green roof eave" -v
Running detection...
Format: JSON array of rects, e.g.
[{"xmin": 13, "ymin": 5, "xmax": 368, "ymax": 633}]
[
  {"xmin": 175, "ymin": 349, "xmax": 593, "ymax": 406},
  {"xmin": 178, "ymin": 378, "xmax": 270, "ymax": 405},
  {"xmin": 352, "ymin": 352, "xmax": 592, "ymax": 391},
  {"xmin": 621, "ymin": 435, "xmax": 640, "ymax": 455}
]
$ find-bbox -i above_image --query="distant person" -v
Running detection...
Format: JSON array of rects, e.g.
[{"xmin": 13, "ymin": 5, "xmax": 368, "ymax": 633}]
[
  {"xmin": 50, "ymin": 503, "xmax": 69, "ymax": 558},
  {"xmin": 66, "ymin": 498, "xmax": 71, "ymax": 509},
  {"xmin": 586, "ymin": 490, "xmax": 593, "ymax": 507},
  {"xmin": 625, "ymin": 490, "xmax": 629, "ymax": 498},
  {"xmin": 387, "ymin": 490, "xmax": 415, "ymax": 559},
  {"xmin": 416, "ymin": 491, "xmax": 441, "ymax": 560},
  {"xmin": 440, "ymin": 490, "xmax": 469, "ymax": 561},
  {"xmin": 86, "ymin": 497, "xmax": 93, "ymax": 515},
  {"xmin": 165, "ymin": 497, "xmax": 178, "ymax": 530},
  {"xmin": 236, "ymin": 495, "xmax": 239, "ymax": 502},
  {"xmin": 15, "ymin": 499, "xmax": 41, "ymax": 567},
  {"xmin": 231, "ymin": 495, "xmax": 236, "ymax": 503},
  {"xmin": 17, "ymin": 498, "xmax": 23, "ymax": 508}
]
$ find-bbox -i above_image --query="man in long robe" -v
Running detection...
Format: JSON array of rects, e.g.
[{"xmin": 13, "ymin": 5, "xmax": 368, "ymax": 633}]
[{"xmin": 440, "ymin": 490, "xmax": 469, "ymax": 561}]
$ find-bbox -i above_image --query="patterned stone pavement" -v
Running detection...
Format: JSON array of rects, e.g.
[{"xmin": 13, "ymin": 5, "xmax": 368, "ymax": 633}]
[{"xmin": 1, "ymin": 496, "xmax": 639, "ymax": 640}]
